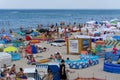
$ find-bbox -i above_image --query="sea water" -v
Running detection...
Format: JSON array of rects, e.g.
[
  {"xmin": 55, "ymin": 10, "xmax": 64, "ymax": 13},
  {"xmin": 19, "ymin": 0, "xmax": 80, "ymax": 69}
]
[{"xmin": 0, "ymin": 9, "xmax": 120, "ymax": 31}]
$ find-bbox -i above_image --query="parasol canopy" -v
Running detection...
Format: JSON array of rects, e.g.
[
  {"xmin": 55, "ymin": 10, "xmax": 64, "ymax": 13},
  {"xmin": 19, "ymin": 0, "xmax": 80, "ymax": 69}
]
[{"xmin": 4, "ymin": 46, "xmax": 18, "ymax": 52}]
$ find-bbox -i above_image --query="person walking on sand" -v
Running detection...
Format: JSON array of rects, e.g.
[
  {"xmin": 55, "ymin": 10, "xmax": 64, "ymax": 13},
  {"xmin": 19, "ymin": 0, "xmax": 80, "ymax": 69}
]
[{"xmin": 60, "ymin": 60, "xmax": 67, "ymax": 80}]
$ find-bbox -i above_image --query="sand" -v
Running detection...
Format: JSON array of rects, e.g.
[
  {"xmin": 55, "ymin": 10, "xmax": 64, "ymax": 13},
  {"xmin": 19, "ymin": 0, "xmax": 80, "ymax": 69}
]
[{"xmin": 11, "ymin": 41, "xmax": 120, "ymax": 80}]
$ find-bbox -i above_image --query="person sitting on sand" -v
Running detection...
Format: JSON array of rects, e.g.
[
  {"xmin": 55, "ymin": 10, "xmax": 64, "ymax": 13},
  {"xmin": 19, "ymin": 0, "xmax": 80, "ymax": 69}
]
[
  {"xmin": 26, "ymin": 55, "xmax": 31, "ymax": 64},
  {"xmin": 87, "ymin": 48, "xmax": 92, "ymax": 55},
  {"xmin": 55, "ymin": 52, "xmax": 62, "ymax": 60},
  {"xmin": 117, "ymin": 55, "xmax": 120, "ymax": 64},
  {"xmin": 49, "ymin": 54, "xmax": 55, "ymax": 61},
  {"xmin": 105, "ymin": 56, "xmax": 112, "ymax": 63},
  {"xmin": 42, "ymin": 47, "xmax": 47, "ymax": 52},
  {"xmin": 9, "ymin": 64, "xmax": 16, "ymax": 75},
  {"xmin": 26, "ymin": 55, "xmax": 36, "ymax": 65},
  {"xmin": 5, "ymin": 69, "xmax": 12, "ymax": 80},
  {"xmin": 16, "ymin": 68, "xmax": 27, "ymax": 79},
  {"xmin": 47, "ymin": 70, "xmax": 53, "ymax": 80},
  {"xmin": 3, "ymin": 64, "xmax": 8, "ymax": 72},
  {"xmin": 30, "ymin": 56, "xmax": 36, "ymax": 65}
]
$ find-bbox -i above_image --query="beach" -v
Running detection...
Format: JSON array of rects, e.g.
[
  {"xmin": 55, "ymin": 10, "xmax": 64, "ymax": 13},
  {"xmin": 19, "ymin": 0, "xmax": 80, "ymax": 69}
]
[
  {"xmin": 0, "ymin": 9, "xmax": 120, "ymax": 80},
  {"xmin": 10, "ymin": 41, "xmax": 120, "ymax": 80}
]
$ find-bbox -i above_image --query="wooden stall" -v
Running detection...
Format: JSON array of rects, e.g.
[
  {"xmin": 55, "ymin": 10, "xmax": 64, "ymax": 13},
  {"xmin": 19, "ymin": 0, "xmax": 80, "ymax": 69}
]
[{"xmin": 66, "ymin": 38, "xmax": 91, "ymax": 54}]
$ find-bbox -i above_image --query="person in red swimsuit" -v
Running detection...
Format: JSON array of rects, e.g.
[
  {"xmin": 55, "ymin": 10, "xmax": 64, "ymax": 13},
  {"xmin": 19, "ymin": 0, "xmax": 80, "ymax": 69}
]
[{"xmin": 113, "ymin": 45, "xmax": 117, "ymax": 55}]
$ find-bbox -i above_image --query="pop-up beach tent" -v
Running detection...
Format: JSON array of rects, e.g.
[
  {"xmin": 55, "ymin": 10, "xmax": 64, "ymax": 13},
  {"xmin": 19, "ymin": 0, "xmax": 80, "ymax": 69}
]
[
  {"xmin": 25, "ymin": 45, "xmax": 37, "ymax": 54},
  {"xmin": 25, "ymin": 35, "xmax": 32, "ymax": 41},
  {"xmin": 0, "ymin": 52, "xmax": 11, "ymax": 67}
]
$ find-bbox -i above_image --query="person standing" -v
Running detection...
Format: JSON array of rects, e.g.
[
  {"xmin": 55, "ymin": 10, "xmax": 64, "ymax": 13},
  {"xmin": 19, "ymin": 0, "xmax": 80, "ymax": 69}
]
[
  {"xmin": 113, "ymin": 45, "xmax": 117, "ymax": 55},
  {"xmin": 60, "ymin": 60, "xmax": 67, "ymax": 80}
]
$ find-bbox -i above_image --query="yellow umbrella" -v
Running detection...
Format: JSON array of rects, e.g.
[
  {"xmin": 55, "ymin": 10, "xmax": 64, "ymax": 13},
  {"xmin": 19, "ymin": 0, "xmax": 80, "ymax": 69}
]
[{"xmin": 4, "ymin": 46, "xmax": 18, "ymax": 52}]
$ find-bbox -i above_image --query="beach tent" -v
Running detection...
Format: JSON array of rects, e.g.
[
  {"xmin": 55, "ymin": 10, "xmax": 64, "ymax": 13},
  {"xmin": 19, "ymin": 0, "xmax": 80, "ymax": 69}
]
[
  {"xmin": 101, "ymin": 21, "xmax": 110, "ymax": 24},
  {"xmin": 32, "ymin": 45, "xmax": 37, "ymax": 54},
  {"xmin": 48, "ymin": 65, "xmax": 60, "ymax": 80},
  {"xmin": 17, "ymin": 31, "xmax": 25, "ymax": 36},
  {"xmin": 4, "ymin": 46, "xmax": 18, "ymax": 52},
  {"xmin": 25, "ymin": 45, "xmax": 32, "ymax": 54},
  {"xmin": 10, "ymin": 52, "xmax": 21, "ymax": 61},
  {"xmin": 30, "ymin": 32, "xmax": 38, "ymax": 36},
  {"xmin": 0, "ymin": 52, "xmax": 11, "ymax": 67},
  {"xmin": 110, "ymin": 19, "xmax": 118, "ymax": 26},
  {"xmin": 0, "ymin": 40, "xmax": 5, "ymax": 44},
  {"xmin": 25, "ymin": 45, "xmax": 37, "ymax": 54},
  {"xmin": 25, "ymin": 35, "xmax": 32, "ymax": 41},
  {"xmin": 0, "ymin": 33, "xmax": 11, "ymax": 38},
  {"xmin": 0, "ymin": 44, "xmax": 4, "ymax": 48},
  {"xmin": 1, "ymin": 35, "xmax": 11, "ymax": 44},
  {"xmin": 86, "ymin": 21, "xmax": 96, "ymax": 24}
]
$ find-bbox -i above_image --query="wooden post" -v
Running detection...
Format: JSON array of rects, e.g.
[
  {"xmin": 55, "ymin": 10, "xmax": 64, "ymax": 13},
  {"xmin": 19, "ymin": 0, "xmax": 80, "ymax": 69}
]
[
  {"xmin": 66, "ymin": 39, "xmax": 69, "ymax": 55},
  {"xmin": 78, "ymin": 39, "xmax": 82, "ymax": 54},
  {"xmin": 89, "ymin": 38, "xmax": 92, "ymax": 50}
]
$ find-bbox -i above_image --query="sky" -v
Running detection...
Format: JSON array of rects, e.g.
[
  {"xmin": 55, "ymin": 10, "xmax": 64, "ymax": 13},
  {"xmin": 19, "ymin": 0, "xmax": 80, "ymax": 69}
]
[{"xmin": 0, "ymin": 0, "xmax": 120, "ymax": 9}]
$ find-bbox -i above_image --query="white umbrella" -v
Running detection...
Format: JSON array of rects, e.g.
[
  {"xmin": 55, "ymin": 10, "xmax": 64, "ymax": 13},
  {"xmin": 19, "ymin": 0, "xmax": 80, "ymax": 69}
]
[{"xmin": 86, "ymin": 21, "xmax": 96, "ymax": 24}]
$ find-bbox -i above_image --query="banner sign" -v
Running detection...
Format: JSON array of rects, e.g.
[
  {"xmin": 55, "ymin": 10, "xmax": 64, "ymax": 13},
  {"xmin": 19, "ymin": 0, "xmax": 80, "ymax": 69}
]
[{"xmin": 69, "ymin": 40, "xmax": 78, "ymax": 53}]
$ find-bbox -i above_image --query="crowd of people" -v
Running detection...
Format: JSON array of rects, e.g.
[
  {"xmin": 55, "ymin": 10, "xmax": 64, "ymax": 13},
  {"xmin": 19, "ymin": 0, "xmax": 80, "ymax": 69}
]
[
  {"xmin": 0, "ymin": 64, "xmax": 27, "ymax": 80},
  {"xmin": 105, "ymin": 45, "xmax": 120, "ymax": 64},
  {"xmin": 0, "ymin": 21, "xmax": 120, "ymax": 80},
  {"xmin": 26, "ymin": 55, "xmax": 36, "ymax": 65}
]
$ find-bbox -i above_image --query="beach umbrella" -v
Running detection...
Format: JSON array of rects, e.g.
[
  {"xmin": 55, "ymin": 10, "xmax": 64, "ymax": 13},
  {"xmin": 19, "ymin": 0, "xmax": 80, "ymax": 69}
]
[
  {"xmin": 110, "ymin": 21, "xmax": 117, "ymax": 25},
  {"xmin": 86, "ymin": 21, "xmax": 96, "ymax": 24},
  {"xmin": 110, "ymin": 19, "xmax": 118, "ymax": 26},
  {"xmin": 110, "ymin": 18, "xmax": 118, "ymax": 22},
  {"xmin": 17, "ymin": 31, "xmax": 25, "ymax": 36},
  {"xmin": 4, "ymin": 46, "xmax": 18, "ymax": 52},
  {"xmin": 101, "ymin": 21, "xmax": 110, "ymax": 24}
]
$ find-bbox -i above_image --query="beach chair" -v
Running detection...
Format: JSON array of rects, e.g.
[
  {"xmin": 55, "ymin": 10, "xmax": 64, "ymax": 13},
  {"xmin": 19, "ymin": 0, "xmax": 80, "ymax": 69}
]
[{"xmin": 36, "ymin": 64, "xmax": 48, "ymax": 80}]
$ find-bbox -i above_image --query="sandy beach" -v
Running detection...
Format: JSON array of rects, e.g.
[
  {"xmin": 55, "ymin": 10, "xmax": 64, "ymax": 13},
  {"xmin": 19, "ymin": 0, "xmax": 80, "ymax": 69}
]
[
  {"xmin": 11, "ymin": 41, "xmax": 120, "ymax": 80},
  {"xmin": 1, "ymin": 1, "xmax": 120, "ymax": 80}
]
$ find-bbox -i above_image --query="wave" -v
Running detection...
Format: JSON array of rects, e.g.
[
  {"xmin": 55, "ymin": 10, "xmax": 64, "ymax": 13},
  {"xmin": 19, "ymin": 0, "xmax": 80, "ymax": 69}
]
[{"xmin": 10, "ymin": 11, "xmax": 19, "ymax": 14}]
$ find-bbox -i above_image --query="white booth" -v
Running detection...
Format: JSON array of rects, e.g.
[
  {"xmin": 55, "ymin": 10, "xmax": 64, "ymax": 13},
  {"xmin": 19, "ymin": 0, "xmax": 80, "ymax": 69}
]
[{"xmin": 0, "ymin": 52, "xmax": 11, "ymax": 67}]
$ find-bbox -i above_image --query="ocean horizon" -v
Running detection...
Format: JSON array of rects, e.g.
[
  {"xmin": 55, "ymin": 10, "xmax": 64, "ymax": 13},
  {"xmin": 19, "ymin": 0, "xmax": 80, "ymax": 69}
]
[{"xmin": 0, "ymin": 9, "xmax": 120, "ymax": 31}]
